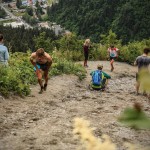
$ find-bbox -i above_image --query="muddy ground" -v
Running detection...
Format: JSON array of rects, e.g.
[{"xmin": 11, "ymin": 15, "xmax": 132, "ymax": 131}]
[{"xmin": 0, "ymin": 61, "xmax": 150, "ymax": 150}]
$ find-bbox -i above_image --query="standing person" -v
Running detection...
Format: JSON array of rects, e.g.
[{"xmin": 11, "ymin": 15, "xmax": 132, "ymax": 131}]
[
  {"xmin": 134, "ymin": 48, "xmax": 150, "ymax": 95},
  {"xmin": 107, "ymin": 45, "xmax": 119, "ymax": 71},
  {"xmin": 30, "ymin": 48, "xmax": 52, "ymax": 94},
  {"xmin": 0, "ymin": 34, "xmax": 9, "ymax": 66},
  {"xmin": 83, "ymin": 39, "xmax": 90, "ymax": 67},
  {"xmin": 90, "ymin": 64, "xmax": 111, "ymax": 91}
]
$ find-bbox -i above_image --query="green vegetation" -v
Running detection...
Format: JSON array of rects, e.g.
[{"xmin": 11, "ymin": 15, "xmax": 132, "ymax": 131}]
[
  {"xmin": 0, "ymin": 52, "xmax": 35, "ymax": 97},
  {"xmin": 47, "ymin": 0, "xmax": 150, "ymax": 44},
  {"xmin": 16, "ymin": 0, "xmax": 22, "ymax": 9},
  {"xmin": 0, "ymin": 26, "xmax": 57, "ymax": 52},
  {"xmin": 0, "ymin": 51, "xmax": 86, "ymax": 97},
  {"xmin": 0, "ymin": 7, "xmax": 7, "ymax": 18},
  {"xmin": 0, "ymin": 26, "xmax": 150, "ymax": 97},
  {"xmin": 118, "ymin": 103, "xmax": 150, "ymax": 129},
  {"xmin": 0, "ymin": 19, "xmax": 15, "ymax": 25},
  {"xmin": 47, "ymin": 0, "xmax": 58, "ymax": 5}
]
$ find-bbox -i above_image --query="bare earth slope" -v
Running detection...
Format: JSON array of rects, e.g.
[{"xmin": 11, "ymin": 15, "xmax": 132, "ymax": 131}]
[{"xmin": 0, "ymin": 61, "xmax": 150, "ymax": 150}]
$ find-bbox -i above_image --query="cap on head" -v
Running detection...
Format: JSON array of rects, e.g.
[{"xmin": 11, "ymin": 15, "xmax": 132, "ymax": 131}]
[
  {"xmin": 97, "ymin": 64, "xmax": 103, "ymax": 69},
  {"xmin": 110, "ymin": 45, "xmax": 114, "ymax": 48},
  {"xmin": 36, "ymin": 48, "xmax": 45, "ymax": 57}
]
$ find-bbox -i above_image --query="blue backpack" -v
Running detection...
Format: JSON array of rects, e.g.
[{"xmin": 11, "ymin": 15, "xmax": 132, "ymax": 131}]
[{"xmin": 92, "ymin": 70, "xmax": 103, "ymax": 85}]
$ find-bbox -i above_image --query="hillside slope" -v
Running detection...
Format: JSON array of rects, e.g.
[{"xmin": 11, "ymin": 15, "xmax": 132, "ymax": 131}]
[
  {"xmin": 0, "ymin": 61, "xmax": 150, "ymax": 150},
  {"xmin": 47, "ymin": 0, "xmax": 150, "ymax": 43}
]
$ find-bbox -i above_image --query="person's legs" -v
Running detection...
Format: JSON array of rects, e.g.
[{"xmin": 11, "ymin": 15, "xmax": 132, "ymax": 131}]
[
  {"xmin": 101, "ymin": 78, "xmax": 108, "ymax": 91},
  {"xmin": 43, "ymin": 70, "xmax": 49, "ymax": 91},
  {"xmin": 84, "ymin": 52, "xmax": 88, "ymax": 67},
  {"xmin": 135, "ymin": 73, "xmax": 140, "ymax": 95},
  {"xmin": 136, "ymin": 82, "xmax": 140, "ymax": 95},
  {"xmin": 36, "ymin": 69, "xmax": 44, "ymax": 93},
  {"xmin": 110, "ymin": 59, "xmax": 114, "ymax": 71},
  {"xmin": 84, "ymin": 60, "xmax": 87, "ymax": 67}
]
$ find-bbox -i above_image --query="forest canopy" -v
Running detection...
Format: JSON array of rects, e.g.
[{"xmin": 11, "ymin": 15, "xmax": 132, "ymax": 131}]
[{"xmin": 47, "ymin": 0, "xmax": 150, "ymax": 44}]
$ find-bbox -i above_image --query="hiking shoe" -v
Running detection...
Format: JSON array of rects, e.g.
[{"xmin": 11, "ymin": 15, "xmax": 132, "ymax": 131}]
[
  {"xmin": 111, "ymin": 67, "xmax": 114, "ymax": 72},
  {"xmin": 39, "ymin": 86, "xmax": 44, "ymax": 94},
  {"xmin": 44, "ymin": 84, "xmax": 47, "ymax": 91}
]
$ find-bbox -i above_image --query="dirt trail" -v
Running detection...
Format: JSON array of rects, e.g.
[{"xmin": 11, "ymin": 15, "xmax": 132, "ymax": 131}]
[{"xmin": 0, "ymin": 61, "xmax": 150, "ymax": 150}]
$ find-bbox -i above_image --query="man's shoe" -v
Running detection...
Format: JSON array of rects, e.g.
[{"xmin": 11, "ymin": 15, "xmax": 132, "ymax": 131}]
[
  {"xmin": 111, "ymin": 67, "xmax": 114, "ymax": 72},
  {"xmin": 44, "ymin": 84, "xmax": 47, "ymax": 91},
  {"xmin": 39, "ymin": 86, "xmax": 44, "ymax": 94}
]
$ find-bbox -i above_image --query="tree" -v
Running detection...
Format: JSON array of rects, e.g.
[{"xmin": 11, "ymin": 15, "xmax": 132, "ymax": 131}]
[
  {"xmin": 16, "ymin": 0, "xmax": 22, "ymax": 9},
  {"xmin": 26, "ymin": 7, "xmax": 33, "ymax": 16},
  {"xmin": 33, "ymin": 32, "xmax": 54, "ymax": 53},
  {"xmin": 100, "ymin": 30, "xmax": 121, "ymax": 46},
  {"xmin": 0, "ymin": 7, "xmax": 7, "ymax": 18}
]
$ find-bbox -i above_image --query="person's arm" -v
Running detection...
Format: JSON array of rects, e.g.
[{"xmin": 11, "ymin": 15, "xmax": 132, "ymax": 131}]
[
  {"xmin": 102, "ymin": 71, "xmax": 111, "ymax": 79},
  {"xmin": 134, "ymin": 57, "xmax": 138, "ymax": 66},
  {"xmin": 116, "ymin": 48, "xmax": 119, "ymax": 57},
  {"xmin": 90, "ymin": 71, "xmax": 94, "ymax": 76},
  {"xmin": 4, "ymin": 47, "xmax": 9, "ymax": 61},
  {"xmin": 45, "ymin": 53, "xmax": 52, "ymax": 70},
  {"xmin": 30, "ymin": 53, "xmax": 38, "ymax": 70}
]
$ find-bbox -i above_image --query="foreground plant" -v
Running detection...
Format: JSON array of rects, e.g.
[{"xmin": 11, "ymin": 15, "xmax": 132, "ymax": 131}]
[
  {"xmin": 118, "ymin": 103, "xmax": 150, "ymax": 129},
  {"xmin": 73, "ymin": 117, "xmax": 116, "ymax": 150},
  {"xmin": 73, "ymin": 117, "xmax": 149, "ymax": 150}
]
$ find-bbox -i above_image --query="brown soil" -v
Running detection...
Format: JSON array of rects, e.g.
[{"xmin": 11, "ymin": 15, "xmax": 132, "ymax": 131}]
[{"xmin": 0, "ymin": 61, "xmax": 150, "ymax": 150}]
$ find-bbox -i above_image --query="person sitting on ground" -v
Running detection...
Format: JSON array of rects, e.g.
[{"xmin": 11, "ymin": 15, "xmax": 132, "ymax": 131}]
[
  {"xmin": 107, "ymin": 45, "xmax": 119, "ymax": 72},
  {"xmin": 30, "ymin": 48, "xmax": 52, "ymax": 94},
  {"xmin": 134, "ymin": 47, "xmax": 150, "ymax": 95},
  {"xmin": 90, "ymin": 64, "xmax": 111, "ymax": 90}
]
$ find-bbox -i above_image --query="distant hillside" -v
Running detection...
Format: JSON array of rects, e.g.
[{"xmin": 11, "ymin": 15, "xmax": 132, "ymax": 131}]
[{"xmin": 47, "ymin": 0, "xmax": 150, "ymax": 44}]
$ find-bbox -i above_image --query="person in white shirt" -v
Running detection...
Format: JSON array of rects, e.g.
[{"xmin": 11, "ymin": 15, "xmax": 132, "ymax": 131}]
[{"xmin": 107, "ymin": 45, "xmax": 119, "ymax": 72}]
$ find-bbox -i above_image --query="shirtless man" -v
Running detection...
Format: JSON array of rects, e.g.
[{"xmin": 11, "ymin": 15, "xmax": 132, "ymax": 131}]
[{"xmin": 30, "ymin": 48, "xmax": 52, "ymax": 93}]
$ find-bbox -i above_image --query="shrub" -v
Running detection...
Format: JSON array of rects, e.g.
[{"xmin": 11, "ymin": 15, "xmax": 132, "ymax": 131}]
[{"xmin": 0, "ymin": 51, "xmax": 86, "ymax": 97}]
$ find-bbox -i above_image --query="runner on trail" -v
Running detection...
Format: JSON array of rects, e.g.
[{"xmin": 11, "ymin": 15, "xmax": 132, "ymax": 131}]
[
  {"xmin": 30, "ymin": 48, "xmax": 52, "ymax": 94},
  {"xmin": 83, "ymin": 39, "xmax": 90, "ymax": 67},
  {"xmin": 134, "ymin": 48, "xmax": 150, "ymax": 95},
  {"xmin": 90, "ymin": 64, "xmax": 111, "ymax": 91},
  {"xmin": 107, "ymin": 45, "xmax": 119, "ymax": 72}
]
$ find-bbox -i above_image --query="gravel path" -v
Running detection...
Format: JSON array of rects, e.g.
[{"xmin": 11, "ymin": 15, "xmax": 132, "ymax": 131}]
[{"xmin": 0, "ymin": 61, "xmax": 150, "ymax": 150}]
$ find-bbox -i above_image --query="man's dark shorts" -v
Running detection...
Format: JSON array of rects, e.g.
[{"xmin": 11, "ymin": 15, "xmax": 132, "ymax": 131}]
[
  {"xmin": 110, "ymin": 56, "xmax": 116, "ymax": 61},
  {"xmin": 34, "ymin": 62, "xmax": 48, "ymax": 71}
]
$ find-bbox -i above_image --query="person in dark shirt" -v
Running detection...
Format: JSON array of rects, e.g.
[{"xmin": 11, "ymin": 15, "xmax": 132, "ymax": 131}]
[
  {"xmin": 134, "ymin": 48, "xmax": 150, "ymax": 95},
  {"xmin": 83, "ymin": 39, "xmax": 90, "ymax": 67}
]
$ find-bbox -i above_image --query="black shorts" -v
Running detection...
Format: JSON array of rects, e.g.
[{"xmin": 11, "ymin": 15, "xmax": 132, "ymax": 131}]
[
  {"xmin": 34, "ymin": 62, "xmax": 48, "ymax": 71},
  {"xmin": 110, "ymin": 57, "xmax": 116, "ymax": 61}
]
